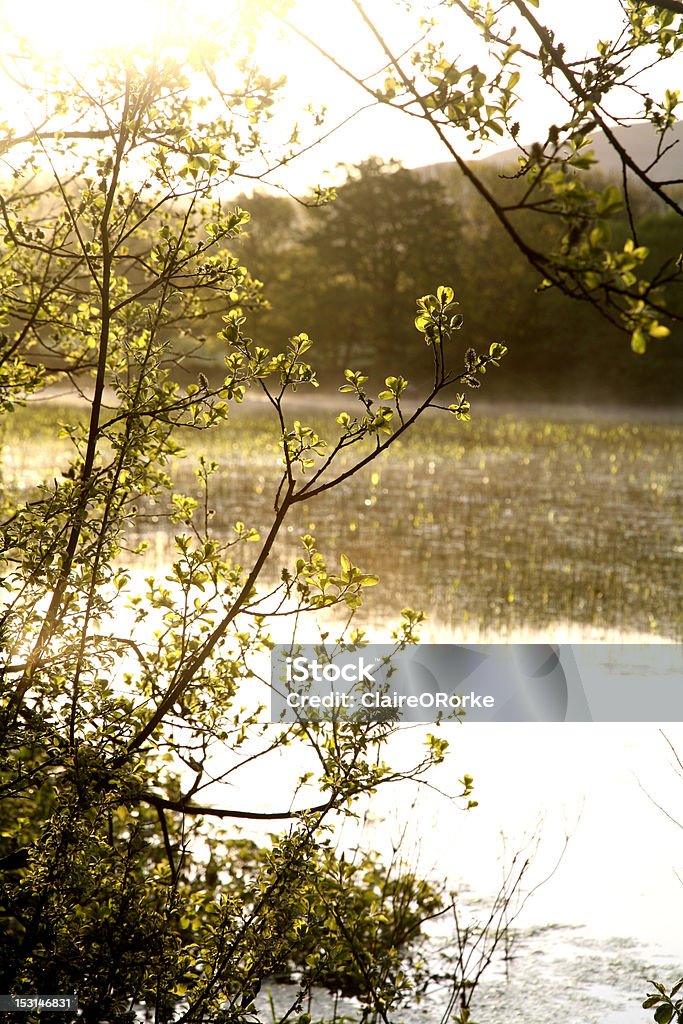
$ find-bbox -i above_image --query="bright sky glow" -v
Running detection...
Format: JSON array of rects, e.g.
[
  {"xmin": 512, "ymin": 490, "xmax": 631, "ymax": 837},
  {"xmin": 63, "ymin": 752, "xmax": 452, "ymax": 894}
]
[
  {"xmin": 1, "ymin": 0, "xmax": 681, "ymax": 190},
  {"xmin": 0, "ymin": 0, "xmax": 206, "ymax": 60},
  {"xmin": 258, "ymin": 0, "xmax": 683, "ymax": 188}
]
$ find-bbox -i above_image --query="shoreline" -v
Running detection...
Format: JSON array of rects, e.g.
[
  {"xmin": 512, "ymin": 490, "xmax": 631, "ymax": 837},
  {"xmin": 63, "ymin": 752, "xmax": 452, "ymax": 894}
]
[{"xmin": 17, "ymin": 382, "xmax": 683, "ymax": 425}]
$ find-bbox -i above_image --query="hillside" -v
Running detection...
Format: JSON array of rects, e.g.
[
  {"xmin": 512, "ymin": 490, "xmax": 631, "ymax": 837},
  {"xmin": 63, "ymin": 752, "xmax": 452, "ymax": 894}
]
[{"xmin": 420, "ymin": 119, "xmax": 683, "ymax": 183}]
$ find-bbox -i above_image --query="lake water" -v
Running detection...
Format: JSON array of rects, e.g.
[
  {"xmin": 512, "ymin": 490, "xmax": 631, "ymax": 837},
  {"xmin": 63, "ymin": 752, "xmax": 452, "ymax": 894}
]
[
  {"xmin": 3, "ymin": 400, "xmax": 683, "ymax": 1021},
  {"xmin": 226, "ymin": 718, "xmax": 683, "ymax": 1022},
  {"xmin": 8, "ymin": 399, "xmax": 681, "ymax": 641}
]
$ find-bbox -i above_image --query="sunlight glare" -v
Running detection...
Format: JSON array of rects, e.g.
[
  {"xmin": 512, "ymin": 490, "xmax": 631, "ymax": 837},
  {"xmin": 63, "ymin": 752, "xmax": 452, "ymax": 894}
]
[{"xmin": 1, "ymin": 0, "xmax": 219, "ymax": 62}]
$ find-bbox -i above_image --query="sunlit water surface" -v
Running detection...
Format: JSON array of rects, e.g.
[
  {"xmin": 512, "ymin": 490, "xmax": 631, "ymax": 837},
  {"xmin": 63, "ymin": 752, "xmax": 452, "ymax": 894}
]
[{"xmin": 3, "ymin": 401, "xmax": 683, "ymax": 1021}]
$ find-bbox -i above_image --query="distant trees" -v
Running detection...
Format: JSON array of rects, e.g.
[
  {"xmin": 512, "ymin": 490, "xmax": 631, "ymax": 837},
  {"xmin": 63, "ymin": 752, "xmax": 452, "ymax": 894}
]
[
  {"xmin": 231, "ymin": 157, "xmax": 683, "ymax": 403},
  {"xmin": 294, "ymin": 158, "xmax": 463, "ymax": 375},
  {"xmin": 232, "ymin": 158, "xmax": 462, "ymax": 380}
]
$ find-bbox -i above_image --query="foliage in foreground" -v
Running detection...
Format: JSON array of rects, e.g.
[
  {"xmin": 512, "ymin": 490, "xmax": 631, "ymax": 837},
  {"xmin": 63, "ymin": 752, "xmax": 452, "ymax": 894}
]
[
  {"xmin": 0, "ymin": 17, "xmax": 505, "ymax": 1023},
  {"xmin": 302, "ymin": 0, "xmax": 683, "ymax": 355},
  {"xmin": 643, "ymin": 977, "xmax": 683, "ymax": 1024}
]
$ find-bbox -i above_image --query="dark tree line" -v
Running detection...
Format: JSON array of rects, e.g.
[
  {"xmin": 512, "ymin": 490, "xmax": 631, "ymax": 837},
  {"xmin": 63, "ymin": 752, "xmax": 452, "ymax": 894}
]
[{"xmin": 215, "ymin": 157, "xmax": 682, "ymax": 406}]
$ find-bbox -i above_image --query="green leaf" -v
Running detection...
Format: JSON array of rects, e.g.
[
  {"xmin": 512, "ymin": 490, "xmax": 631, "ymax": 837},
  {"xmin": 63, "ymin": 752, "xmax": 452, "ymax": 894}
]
[
  {"xmin": 359, "ymin": 574, "xmax": 380, "ymax": 587},
  {"xmin": 596, "ymin": 184, "xmax": 623, "ymax": 216},
  {"xmin": 631, "ymin": 328, "xmax": 647, "ymax": 354},
  {"xmin": 488, "ymin": 342, "xmax": 508, "ymax": 361}
]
